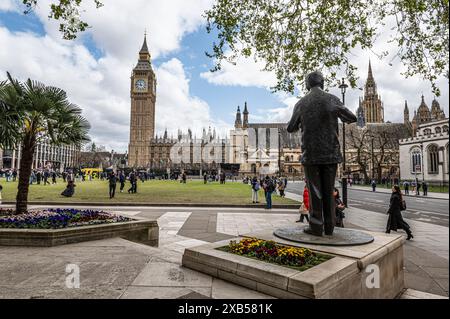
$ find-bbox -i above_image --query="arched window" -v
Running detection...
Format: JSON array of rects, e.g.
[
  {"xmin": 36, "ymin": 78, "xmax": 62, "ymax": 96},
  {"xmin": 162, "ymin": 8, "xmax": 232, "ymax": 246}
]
[
  {"xmin": 288, "ymin": 167, "xmax": 293, "ymax": 173},
  {"xmin": 435, "ymin": 127, "xmax": 442, "ymax": 134},
  {"xmin": 443, "ymin": 125, "xmax": 449, "ymax": 133},
  {"xmin": 428, "ymin": 144, "xmax": 439, "ymax": 174},
  {"xmin": 410, "ymin": 147, "xmax": 422, "ymax": 173},
  {"xmin": 285, "ymin": 156, "xmax": 290, "ymax": 162},
  {"xmin": 291, "ymin": 155, "xmax": 294, "ymax": 162},
  {"xmin": 423, "ymin": 128, "xmax": 432, "ymax": 136}
]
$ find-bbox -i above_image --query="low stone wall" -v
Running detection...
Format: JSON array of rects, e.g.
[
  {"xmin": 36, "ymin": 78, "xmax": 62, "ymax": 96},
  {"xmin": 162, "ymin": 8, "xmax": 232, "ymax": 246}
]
[
  {"xmin": 0, "ymin": 217, "xmax": 159, "ymax": 247},
  {"xmin": 182, "ymin": 230, "xmax": 405, "ymax": 299}
]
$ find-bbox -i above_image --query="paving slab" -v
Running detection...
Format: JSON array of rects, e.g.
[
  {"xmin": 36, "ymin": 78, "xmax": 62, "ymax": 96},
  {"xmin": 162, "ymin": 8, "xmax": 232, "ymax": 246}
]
[
  {"xmin": 131, "ymin": 260, "xmax": 212, "ymax": 288},
  {"xmin": 120, "ymin": 286, "xmax": 212, "ymax": 299}
]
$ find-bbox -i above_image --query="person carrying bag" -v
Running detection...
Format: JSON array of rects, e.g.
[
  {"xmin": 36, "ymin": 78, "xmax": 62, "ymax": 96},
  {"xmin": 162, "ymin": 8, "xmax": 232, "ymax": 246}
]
[{"xmin": 297, "ymin": 184, "xmax": 310, "ymax": 223}]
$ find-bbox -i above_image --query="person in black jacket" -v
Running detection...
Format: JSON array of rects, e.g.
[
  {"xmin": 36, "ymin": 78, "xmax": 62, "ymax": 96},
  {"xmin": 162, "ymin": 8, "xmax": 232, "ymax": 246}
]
[
  {"xmin": 386, "ymin": 185, "xmax": 414, "ymax": 240},
  {"xmin": 334, "ymin": 188, "xmax": 345, "ymax": 228},
  {"xmin": 61, "ymin": 180, "xmax": 76, "ymax": 197},
  {"xmin": 108, "ymin": 172, "xmax": 118, "ymax": 199}
]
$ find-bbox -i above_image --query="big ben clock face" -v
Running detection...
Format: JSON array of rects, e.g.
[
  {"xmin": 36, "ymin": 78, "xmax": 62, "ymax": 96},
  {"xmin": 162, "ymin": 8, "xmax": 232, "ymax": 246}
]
[{"xmin": 134, "ymin": 79, "xmax": 147, "ymax": 92}]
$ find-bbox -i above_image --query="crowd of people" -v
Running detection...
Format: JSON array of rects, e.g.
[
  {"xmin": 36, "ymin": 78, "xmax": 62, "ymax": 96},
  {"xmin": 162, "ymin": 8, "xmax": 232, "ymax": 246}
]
[
  {"xmin": 369, "ymin": 178, "xmax": 429, "ymax": 196},
  {"xmin": 243, "ymin": 175, "xmax": 288, "ymax": 209},
  {"xmin": 0, "ymin": 167, "xmax": 430, "ymax": 240}
]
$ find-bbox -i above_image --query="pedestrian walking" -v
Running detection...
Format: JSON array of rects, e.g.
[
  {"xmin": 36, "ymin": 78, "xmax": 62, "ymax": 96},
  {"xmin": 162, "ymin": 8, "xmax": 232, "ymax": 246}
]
[
  {"xmin": 334, "ymin": 188, "xmax": 345, "ymax": 228},
  {"xmin": 119, "ymin": 171, "xmax": 125, "ymax": 193},
  {"xmin": 251, "ymin": 176, "xmax": 260, "ymax": 203},
  {"xmin": 204, "ymin": 172, "xmax": 208, "ymax": 184},
  {"xmin": 278, "ymin": 180, "xmax": 286, "ymax": 197},
  {"xmin": 12, "ymin": 169, "xmax": 17, "ymax": 182},
  {"xmin": 297, "ymin": 184, "xmax": 310, "ymax": 223},
  {"xmin": 51, "ymin": 171, "xmax": 57, "ymax": 184},
  {"xmin": 128, "ymin": 171, "xmax": 137, "ymax": 193},
  {"xmin": 371, "ymin": 179, "xmax": 377, "ymax": 192},
  {"xmin": 386, "ymin": 185, "xmax": 413, "ymax": 240},
  {"xmin": 36, "ymin": 171, "xmax": 42, "ymax": 185},
  {"xmin": 263, "ymin": 176, "xmax": 275, "ymax": 209},
  {"xmin": 403, "ymin": 181, "xmax": 409, "ymax": 195},
  {"xmin": 29, "ymin": 171, "xmax": 35, "ymax": 185},
  {"xmin": 422, "ymin": 182, "xmax": 428, "ymax": 196},
  {"xmin": 416, "ymin": 180, "xmax": 421, "ymax": 196},
  {"xmin": 43, "ymin": 170, "xmax": 50, "ymax": 185},
  {"xmin": 108, "ymin": 172, "xmax": 117, "ymax": 199}
]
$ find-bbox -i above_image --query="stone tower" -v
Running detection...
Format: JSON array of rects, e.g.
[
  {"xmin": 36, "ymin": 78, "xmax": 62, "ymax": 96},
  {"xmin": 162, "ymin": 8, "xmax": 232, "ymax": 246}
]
[
  {"xmin": 128, "ymin": 34, "xmax": 157, "ymax": 167},
  {"xmin": 361, "ymin": 60, "xmax": 384, "ymax": 123},
  {"xmin": 416, "ymin": 95, "xmax": 432, "ymax": 125},
  {"xmin": 403, "ymin": 100, "xmax": 410, "ymax": 124},
  {"xmin": 235, "ymin": 106, "xmax": 242, "ymax": 129},
  {"xmin": 243, "ymin": 102, "xmax": 249, "ymax": 129},
  {"xmin": 431, "ymin": 98, "xmax": 446, "ymax": 121}
]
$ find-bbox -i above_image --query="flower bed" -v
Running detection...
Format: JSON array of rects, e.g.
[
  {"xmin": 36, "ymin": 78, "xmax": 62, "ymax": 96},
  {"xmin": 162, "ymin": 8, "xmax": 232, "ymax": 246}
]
[
  {"xmin": 0, "ymin": 209, "xmax": 132, "ymax": 229},
  {"xmin": 217, "ymin": 238, "xmax": 332, "ymax": 271}
]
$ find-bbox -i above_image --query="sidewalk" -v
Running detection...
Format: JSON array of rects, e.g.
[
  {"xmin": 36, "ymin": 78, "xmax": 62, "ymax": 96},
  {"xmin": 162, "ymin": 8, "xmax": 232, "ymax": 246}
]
[
  {"xmin": 283, "ymin": 191, "xmax": 448, "ymax": 296},
  {"xmin": 0, "ymin": 206, "xmax": 447, "ymax": 298},
  {"xmin": 349, "ymin": 185, "xmax": 449, "ymax": 200},
  {"xmin": 345, "ymin": 207, "xmax": 448, "ymax": 296}
]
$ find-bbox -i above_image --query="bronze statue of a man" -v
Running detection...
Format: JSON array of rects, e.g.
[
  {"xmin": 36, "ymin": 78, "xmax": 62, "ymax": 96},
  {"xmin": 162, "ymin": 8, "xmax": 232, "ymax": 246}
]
[{"xmin": 287, "ymin": 71, "xmax": 357, "ymax": 236}]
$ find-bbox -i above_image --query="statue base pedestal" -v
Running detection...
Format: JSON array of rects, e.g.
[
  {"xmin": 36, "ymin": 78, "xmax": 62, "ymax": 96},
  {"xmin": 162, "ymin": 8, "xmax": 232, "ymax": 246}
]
[
  {"xmin": 182, "ymin": 227, "xmax": 405, "ymax": 299},
  {"xmin": 274, "ymin": 225, "xmax": 374, "ymax": 246}
]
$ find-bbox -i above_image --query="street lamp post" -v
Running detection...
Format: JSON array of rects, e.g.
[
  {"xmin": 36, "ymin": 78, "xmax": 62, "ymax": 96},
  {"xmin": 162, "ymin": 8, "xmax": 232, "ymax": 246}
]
[
  {"xmin": 278, "ymin": 129, "xmax": 282, "ymax": 177},
  {"xmin": 339, "ymin": 78, "xmax": 349, "ymax": 207}
]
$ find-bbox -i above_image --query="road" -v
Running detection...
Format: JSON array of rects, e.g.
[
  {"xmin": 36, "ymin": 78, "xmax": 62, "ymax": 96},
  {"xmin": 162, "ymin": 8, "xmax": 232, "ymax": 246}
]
[{"xmin": 286, "ymin": 182, "xmax": 449, "ymax": 227}]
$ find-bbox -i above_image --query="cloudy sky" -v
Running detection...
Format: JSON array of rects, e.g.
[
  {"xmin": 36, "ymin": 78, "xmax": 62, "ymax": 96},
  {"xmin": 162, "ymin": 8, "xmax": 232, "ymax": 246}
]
[{"xmin": 0, "ymin": 0, "xmax": 448, "ymax": 152}]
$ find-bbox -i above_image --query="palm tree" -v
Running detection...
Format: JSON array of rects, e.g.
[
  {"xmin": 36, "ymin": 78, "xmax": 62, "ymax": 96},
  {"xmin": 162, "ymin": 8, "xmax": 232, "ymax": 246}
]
[{"xmin": 0, "ymin": 72, "xmax": 90, "ymax": 213}]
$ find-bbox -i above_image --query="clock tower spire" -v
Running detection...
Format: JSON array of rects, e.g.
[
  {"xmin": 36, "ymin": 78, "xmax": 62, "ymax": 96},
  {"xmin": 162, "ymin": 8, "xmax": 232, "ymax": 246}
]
[{"xmin": 128, "ymin": 34, "xmax": 157, "ymax": 168}]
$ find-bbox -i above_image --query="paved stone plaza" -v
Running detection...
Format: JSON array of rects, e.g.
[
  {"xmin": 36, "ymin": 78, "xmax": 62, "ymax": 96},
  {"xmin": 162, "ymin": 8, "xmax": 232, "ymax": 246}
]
[{"xmin": 0, "ymin": 203, "xmax": 448, "ymax": 299}]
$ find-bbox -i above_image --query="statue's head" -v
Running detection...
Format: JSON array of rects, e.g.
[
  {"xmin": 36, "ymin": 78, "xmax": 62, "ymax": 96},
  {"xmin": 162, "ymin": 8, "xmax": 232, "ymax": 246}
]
[{"xmin": 305, "ymin": 71, "xmax": 324, "ymax": 90}]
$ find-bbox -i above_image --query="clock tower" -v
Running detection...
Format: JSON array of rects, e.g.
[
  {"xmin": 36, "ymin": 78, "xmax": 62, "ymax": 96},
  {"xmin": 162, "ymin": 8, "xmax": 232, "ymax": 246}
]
[{"xmin": 128, "ymin": 35, "xmax": 157, "ymax": 167}]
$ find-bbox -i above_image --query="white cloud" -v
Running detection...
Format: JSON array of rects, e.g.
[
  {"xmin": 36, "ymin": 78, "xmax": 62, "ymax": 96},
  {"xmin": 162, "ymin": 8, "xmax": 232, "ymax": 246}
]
[
  {"xmin": 156, "ymin": 58, "xmax": 212, "ymax": 136},
  {"xmin": 200, "ymin": 51, "xmax": 278, "ymax": 89},
  {"xmin": 32, "ymin": 0, "xmax": 213, "ymax": 60},
  {"xmin": 0, "ymin": 0, "xmax": 222, "ymax": 152},
  {"xmin": 0, "ymin": 0, "xmax": 19, "ymax": 12}
]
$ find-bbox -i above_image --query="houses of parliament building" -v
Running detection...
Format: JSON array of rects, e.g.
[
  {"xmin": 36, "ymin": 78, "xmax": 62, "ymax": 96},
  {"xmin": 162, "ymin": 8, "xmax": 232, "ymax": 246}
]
[
  {"xmin": 127, "ymin": 36, "xmax": 231, "ymax": 175},
  {"xmin": 127, "ymin": 37, "xmax": 447, "ymax": 180}
]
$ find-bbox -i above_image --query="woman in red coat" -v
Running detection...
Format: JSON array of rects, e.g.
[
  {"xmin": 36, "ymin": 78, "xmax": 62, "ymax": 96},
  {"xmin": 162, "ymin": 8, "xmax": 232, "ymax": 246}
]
[{"xmin": 297, "ymin": 183, "xmax": 310, "ymax": 223}]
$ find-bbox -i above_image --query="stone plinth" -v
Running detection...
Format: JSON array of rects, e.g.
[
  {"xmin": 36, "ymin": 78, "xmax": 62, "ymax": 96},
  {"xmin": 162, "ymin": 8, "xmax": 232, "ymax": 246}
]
[
  {"xmin": 0, "ymin": 217, "xmax": 159, "ymax": 247},
  {"xmin": 182, "ymin": 228, "xmax": 405, "ymax": 299},
  {"xmin": 274, "ymin": 225, "xmax": 375, "ymax": 246}
]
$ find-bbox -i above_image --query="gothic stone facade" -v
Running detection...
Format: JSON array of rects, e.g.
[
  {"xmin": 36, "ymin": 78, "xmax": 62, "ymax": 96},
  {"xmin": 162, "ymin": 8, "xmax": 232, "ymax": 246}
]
[
  {"xmin": 399, "ymin": 119, "xmax": 449, "ymax": 185},
  {"xmin": 229, "ymin": 104, "xmax": 303, "ymax": 178}
]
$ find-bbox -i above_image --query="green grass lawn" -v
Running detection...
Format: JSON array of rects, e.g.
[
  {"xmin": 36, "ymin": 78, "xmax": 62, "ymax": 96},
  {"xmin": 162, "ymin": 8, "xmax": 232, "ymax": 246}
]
[{"xmin": 0, "ymin": 178, "xmax": 299, "ymax": 205}]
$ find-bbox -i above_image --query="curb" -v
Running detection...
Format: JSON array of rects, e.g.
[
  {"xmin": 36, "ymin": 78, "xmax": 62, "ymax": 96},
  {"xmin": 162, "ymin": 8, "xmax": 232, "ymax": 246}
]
[
  {"xmin": 341, "ymin": 187, "xmax": 449, "ymax": 201},
  {"xmin": 0, "ymin": 201, "xmax": 300, "ymax": 209}
]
